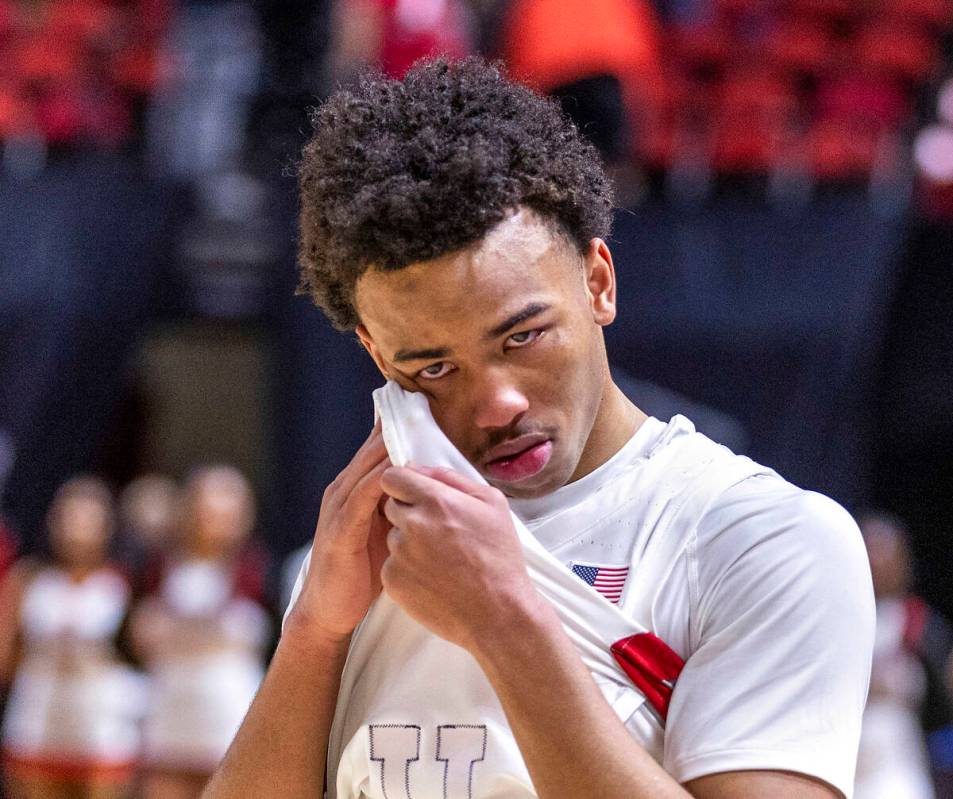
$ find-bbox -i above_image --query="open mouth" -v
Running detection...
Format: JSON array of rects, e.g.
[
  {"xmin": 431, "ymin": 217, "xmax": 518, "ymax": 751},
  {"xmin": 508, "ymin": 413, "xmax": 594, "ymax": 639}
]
[{"xmin": 485, "ymin": 440, "xmax": 553, "ymax": 482}]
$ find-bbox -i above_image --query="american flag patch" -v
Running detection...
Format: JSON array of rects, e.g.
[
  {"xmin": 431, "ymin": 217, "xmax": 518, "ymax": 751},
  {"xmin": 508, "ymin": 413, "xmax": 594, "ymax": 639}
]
[{"xmin": 570, "ymin": 562, "xmax": 629, "ymax": 605}]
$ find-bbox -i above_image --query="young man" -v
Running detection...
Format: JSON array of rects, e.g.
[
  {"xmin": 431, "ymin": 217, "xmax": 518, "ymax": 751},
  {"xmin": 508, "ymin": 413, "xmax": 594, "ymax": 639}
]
[{"xmin": 204, "ymin": 58, "xmax": 874, "ymax": 799}]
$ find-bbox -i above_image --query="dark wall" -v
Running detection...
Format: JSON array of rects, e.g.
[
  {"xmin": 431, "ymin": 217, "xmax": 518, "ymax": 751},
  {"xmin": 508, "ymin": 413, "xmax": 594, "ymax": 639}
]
[
  {"xmin": 0, "ymin": 154, "xmax": 177, "ymax": 547},
  {"xmin": 873, "ymin": 220, "xmax": 953, "ymax": 619},
  {"xmin": 604, "ymin": 193, "xmax": 906, "ymax": 509}
]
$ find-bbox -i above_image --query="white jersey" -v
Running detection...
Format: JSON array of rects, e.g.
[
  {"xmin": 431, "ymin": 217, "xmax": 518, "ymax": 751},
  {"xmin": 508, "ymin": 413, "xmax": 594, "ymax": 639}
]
[
  {"xmin": 288, "ymin": 403, "xmax": 874, "ymax": 798},
  {"xmin": 513, "ymin": 416, "xmax": 875, "ymax": 794}
]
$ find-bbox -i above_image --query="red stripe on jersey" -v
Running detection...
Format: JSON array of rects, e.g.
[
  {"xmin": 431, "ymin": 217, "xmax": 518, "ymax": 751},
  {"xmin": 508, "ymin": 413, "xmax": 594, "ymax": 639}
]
[{"xmin": 611, "ymin": 632, "xmax": 685, "ymax": 722}]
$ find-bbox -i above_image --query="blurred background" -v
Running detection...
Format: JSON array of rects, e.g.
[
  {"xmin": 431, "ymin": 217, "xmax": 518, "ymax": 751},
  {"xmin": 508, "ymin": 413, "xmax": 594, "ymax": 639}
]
[{"xmin": 0, "ymin": 0, "xmax": 951, "ymax": 796}]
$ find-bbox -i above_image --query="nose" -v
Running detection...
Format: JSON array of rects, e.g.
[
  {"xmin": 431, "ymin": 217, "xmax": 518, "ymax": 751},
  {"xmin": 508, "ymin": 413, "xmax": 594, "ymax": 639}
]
[{"xmin": 471, "ymin": 376, "xmax": 530, "ymax": 431}]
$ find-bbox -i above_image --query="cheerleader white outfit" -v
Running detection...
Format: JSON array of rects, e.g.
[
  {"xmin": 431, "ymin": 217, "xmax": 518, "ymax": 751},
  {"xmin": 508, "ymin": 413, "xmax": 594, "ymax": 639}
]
[
  {"xmin": 1, "ymin": 566, "xmax": 146, "ymax": 777},
  {"xmin": 141, "ymin": 558, "xmax": 270, "ymax": 773},
  {"xmin": 288, "ymin": 382, "xmax": 875, "ymax": 798}
]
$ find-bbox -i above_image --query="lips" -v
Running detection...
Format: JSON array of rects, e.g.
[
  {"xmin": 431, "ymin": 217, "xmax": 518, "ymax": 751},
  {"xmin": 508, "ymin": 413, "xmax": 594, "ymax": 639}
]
[{"xmin": 484, "ymin": 438, "xmax": 554, "ymax": 482}]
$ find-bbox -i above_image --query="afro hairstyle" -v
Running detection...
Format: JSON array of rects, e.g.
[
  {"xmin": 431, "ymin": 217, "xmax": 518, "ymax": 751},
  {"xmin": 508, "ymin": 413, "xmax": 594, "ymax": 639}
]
[{"xmin": 296, "ymin": 57, "xmax": 614, "ymax": 330}]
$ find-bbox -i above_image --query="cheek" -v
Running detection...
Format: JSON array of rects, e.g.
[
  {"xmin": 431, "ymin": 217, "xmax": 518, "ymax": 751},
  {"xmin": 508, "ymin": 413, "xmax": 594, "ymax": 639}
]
[
  {"xmin": 426, "ymin": 397, "xmax": 473, "ymax": 453},
  {"xmin": 538, "ymin": 328, "xmax": 598, "ymax": 394},
  {"xmin": 547, "ymin": 332, "xmax": 605, "ymax": 433}
]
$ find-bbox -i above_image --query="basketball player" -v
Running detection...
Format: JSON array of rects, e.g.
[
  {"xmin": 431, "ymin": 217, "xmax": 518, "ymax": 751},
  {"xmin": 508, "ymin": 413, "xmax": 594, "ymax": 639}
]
[{"xmin": 204, "ymin": 58, "xmax": 875, "ymax": 798}]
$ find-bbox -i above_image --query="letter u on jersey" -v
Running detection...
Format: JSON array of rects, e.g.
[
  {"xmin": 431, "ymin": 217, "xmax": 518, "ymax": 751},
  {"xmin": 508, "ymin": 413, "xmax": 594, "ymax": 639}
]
[{"xmin": 368, "ymin": 724, "xmax": 488, "ymax": 799}]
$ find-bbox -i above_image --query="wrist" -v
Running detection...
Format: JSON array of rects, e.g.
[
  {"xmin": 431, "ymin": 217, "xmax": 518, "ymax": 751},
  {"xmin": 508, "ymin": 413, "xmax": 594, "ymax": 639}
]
[
  {"xmin": 281, "ymin": 606, "xmax": 353, "ymax": 660},
  {"xmin": 470, "ymin": 589, "xmax": 561, "ymax": 672}
]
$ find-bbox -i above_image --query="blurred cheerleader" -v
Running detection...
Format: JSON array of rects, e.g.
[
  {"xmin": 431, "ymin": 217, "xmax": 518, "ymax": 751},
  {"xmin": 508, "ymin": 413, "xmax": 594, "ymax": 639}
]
[
  {"xmin": 132, "ymin": 465, "xmax": 270, "ymax": 799},
  {"xmin": 0, "ymin": 476, "xmax": 146, "ymax": 799}
]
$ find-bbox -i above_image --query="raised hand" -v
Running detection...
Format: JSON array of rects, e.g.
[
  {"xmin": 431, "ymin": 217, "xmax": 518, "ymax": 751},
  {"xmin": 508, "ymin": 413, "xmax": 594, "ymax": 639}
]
[
  {"xmin": 378, "ymin": 464, "xmax": 541, "ymax": 653},
  {"xmin": 285, "ymin": 423, "xmax": 392, "ymax": 646}
]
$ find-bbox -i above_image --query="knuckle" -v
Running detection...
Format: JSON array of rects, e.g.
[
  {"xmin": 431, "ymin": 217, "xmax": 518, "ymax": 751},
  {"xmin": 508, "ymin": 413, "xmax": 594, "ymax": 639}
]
[
  {"xmin": 380, "ymin": 558, "xmax": 394, "ymax": 588},
  {"xmin": 431, "ymin": 491, "xmax": 454, "ymax": 517},
  {"xmin": 386, "ymin": 526, "xmax": 401, "ymax": 551},
  {"xmin": 485, "ymin": 486, "xmax": 507, "ymax": 506},
  {"xmin": 324, "ymin": 475, "xmax": 344, "ymax": 500}
]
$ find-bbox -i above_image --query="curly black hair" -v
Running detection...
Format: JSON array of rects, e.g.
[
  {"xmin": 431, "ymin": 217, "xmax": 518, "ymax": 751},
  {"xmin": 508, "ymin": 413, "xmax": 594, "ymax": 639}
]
[{"xmin": 297, "ymin": 57, "xmax": 614, "ymax": 330}]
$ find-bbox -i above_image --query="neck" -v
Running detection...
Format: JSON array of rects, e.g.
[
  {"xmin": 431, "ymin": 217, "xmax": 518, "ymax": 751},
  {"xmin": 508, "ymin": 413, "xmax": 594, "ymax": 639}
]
[{"xmin": 569, "ymin": 379, "xmax": 646, "ymax": 483}]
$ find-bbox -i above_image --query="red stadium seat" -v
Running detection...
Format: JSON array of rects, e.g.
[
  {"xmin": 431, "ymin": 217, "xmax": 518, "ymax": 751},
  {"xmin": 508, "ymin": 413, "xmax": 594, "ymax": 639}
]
[
  {"xmin": 815, "ymin": 70, "xmax": 911, "ymax": 129},
  {"xmin": 852, "ymin": 21, "xmax": 939, "ymax": 84},
  {"xmin": 46, "ymin": 1, "xmax": 117, "ymax": 42},
  {"xmin": 34, "ymin": 84, "xmax": 85, "ymax": 144},
  {"xmin": 719, "ymin": 68, "xmax": 798, "ymax": 118},
  {"xmin": 780, "ymin": 0, "xmax": 855, "ymax": 22},
  {"xmin": 668, "ymin": 24, "xmax": 735, "ymax": 72},
  {"xmin": 0, "ymin": 0, "xmax": 15, "ymax": 38},
  {"xmin": 634, "ymin": 72, "xmax": 711, "ymax": 171},
  {"xmin": 715, "ymin": 0, "xmax": 768, "ymax": 18},
  {"xmin": 134, "ymin": 0, "xmax": 176, "ymax": 36},
  {"xmin": 711, "ymin": 106, "xmax": 788, "ymax": 174},
  {"xmin": 712, "ymin": 68, "xmax": 798, "ymax": 175},
  {"xmin": 638, "ymin": 115, "xmax": 677, "ymax": 171},
  {"xmin": 762, "ymin": 19, "xmax": 837, "ymax": 75},
  {"xmin": 0, "ymin": 87, "xmax": 31, "ymax": 139},
  {"xmin": 809, "ymin": 117, "xmax": 881, "ymax": 180},
  {"xmin": 881, "ymin": 0, "xmax": 953, "ymax": 32},
  {"xmin": 112, "ymin": 44, "xmax": 167, "ymax": 93},
  {"xmin": 13, "ymin": 37, "xmax": 83, "ymax": 83}
]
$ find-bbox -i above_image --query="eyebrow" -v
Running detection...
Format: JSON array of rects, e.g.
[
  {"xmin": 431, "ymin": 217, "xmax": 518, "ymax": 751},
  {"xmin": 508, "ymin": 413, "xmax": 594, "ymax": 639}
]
[
  {"xmin": 485, "ymin": 302, "xmax": 551, "ymax": 340},
  {"xmin": 393, "ymin": 346, "xmax": 451, "ymax": 363},
  {"xmin": 391, "ymin": 302, "xmax": 552, "ymax": 363}
]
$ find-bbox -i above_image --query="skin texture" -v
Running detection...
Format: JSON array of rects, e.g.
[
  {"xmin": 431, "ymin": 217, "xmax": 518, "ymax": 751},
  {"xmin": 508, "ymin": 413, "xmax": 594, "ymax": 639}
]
[
  {"xmin": 203, "ymin": 209, "xmax": 842, "ymax": 799},
  {"xmin": 354, "ymin": 208, "xmax": 641, "ymax": 499}
]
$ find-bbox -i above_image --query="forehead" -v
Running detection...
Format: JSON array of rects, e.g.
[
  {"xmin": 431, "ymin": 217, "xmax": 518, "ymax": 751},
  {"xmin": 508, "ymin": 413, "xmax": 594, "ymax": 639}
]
[{"xmin": 355, "ymin": 210, "xmax": 579, "ymax": 344}]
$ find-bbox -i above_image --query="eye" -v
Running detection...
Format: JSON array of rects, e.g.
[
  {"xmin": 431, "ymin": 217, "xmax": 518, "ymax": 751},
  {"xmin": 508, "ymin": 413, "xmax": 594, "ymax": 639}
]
[
  {"xmin": 506, "ymin": 328, "xmax": 544, "ymax": 348},
  {"xmin": 417, "ymin": 361, "xmax": 455, "ymax": 380}
]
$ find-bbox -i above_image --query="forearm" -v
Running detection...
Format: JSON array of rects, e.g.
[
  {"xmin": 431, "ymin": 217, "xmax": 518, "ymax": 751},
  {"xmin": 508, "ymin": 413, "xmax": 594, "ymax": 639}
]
[
  {"xmin": 474, "ymin": 597, "xmax": 690, "ymax": 799},
  {"xmin": 203, "ymin": 622, "xmax": 349, "ymax": 799}
]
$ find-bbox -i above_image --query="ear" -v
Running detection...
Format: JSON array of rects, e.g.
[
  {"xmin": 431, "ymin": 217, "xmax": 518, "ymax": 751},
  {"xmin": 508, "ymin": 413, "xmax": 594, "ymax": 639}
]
[
  {"xmin": 355, "ymin": 324, "xmax": 391, "ymax": 380},
  {"xmin": 583, "ymin": 238, "xmax": 617, "ymax": 326}
]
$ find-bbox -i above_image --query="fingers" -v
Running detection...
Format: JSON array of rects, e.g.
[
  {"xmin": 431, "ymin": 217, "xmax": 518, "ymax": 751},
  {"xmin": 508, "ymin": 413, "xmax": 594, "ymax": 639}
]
[
  {"xmin": 380, "ymin": 467, "xmax": 491, "ymax": 531},
  {"xmin": 333, "ymin": 458, "xmax": 391, "ymax": 551},
  {"xmin": 327, "ymin": 422, "xmax": 388, "ymax": 504},
  {"xmin": 348, "ymin": 419, "xmax": 385, "ymax": 473},
  {"xmin": 379, "ymin": 465, "xmax": 436, "ymax": 504},
  {"xmin": 382, "ymin": 495, "xmax": 413, "ymax": 529},
  {"xmin": 405, "ymin": 465, "xmax": 488, "ymax": 499},
  {"xmin": 348, "ymin": 457, "xmax": 391, "ymax": 517},
  {"xmin": 380, "ymin": 463, "xmax": 485, "ymax": 504}
]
